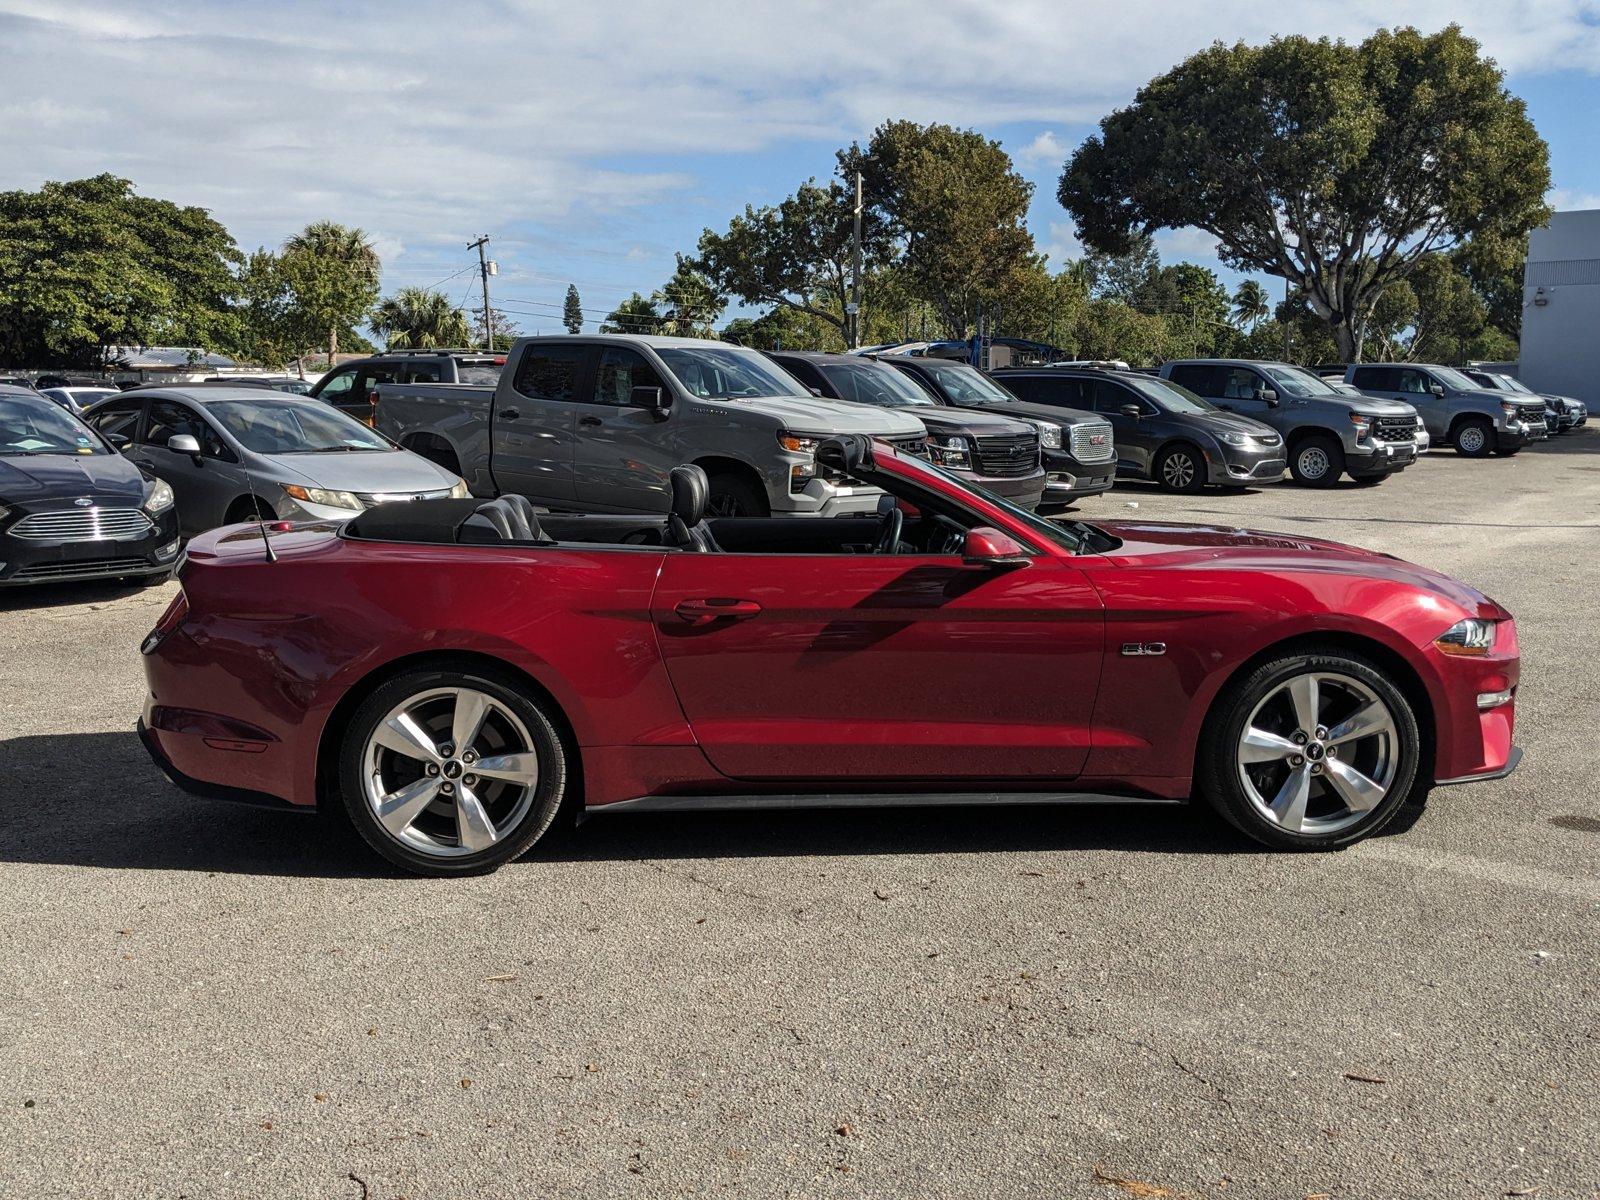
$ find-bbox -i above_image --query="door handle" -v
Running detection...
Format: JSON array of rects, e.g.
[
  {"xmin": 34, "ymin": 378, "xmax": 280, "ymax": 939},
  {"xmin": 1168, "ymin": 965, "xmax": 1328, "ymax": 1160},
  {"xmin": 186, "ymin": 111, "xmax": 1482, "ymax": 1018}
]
[
  {"xmin": 578, "ymin": 415, "xmax": 603, "ymax": 427},
  {"xmin": 499, "ymin": 407, "xmax": 521, "ymax": 421},
  {"xmin": 674, "ymin": 597, "xmax": 762, "ymax": 623}
]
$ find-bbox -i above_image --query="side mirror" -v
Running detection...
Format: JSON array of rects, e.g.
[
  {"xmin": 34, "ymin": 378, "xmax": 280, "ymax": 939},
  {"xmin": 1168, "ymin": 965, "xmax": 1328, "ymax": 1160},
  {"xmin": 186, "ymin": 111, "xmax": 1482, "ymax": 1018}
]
[
  {"xmin": 107, "ymin": 433, "xmax": 130, "ymax": 449},
  {"xmin": 808, "ymin": 387, "xmax": 824, "ymax": 398},
  {"xmin": 961, "ymin": 527, "xmax": 1030, "ymax": 570},
  {"xmin": 167, "ymin": 433, "xmax": 201, "ymax": 456},
  {"xmin": 632, "ymin": 385, "xmax": 671, "ymax": 417},
  {"xmin": 1120, "ymin": 403, "xmax": 1143, "ymax": 419},
  {"xmin": 1258, "ymin": 387, "xmax": 1279, "ymax": 406},
  {"xmin": 1429, "ymin": 383, "xmax": 1445, "ymax": 397}
]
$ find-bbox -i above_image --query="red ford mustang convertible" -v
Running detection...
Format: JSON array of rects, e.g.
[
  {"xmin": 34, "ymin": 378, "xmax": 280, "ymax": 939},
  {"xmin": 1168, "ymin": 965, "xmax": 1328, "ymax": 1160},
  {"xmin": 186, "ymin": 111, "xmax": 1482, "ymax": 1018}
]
[{"xmin": 137, "ymin": 436, "xmax": 1519, "ymax": 875}]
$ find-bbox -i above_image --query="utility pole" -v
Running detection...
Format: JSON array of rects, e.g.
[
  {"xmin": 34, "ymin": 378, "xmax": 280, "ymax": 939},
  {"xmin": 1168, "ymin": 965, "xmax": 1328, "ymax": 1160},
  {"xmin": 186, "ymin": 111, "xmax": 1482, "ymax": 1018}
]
[
  {"xmin": 469, "ymin": 235, "xmax": 495, "ymax": 351},
  {"xmin": 847, "ymin": 172, "xmax": 863, "ymax": 349}
]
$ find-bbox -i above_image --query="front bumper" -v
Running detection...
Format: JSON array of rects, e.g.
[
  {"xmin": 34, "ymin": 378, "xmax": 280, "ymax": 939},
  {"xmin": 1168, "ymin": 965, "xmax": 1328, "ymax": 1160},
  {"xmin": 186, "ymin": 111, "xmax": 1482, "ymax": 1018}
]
[
  {"xmin": 1348, "ymin": 439, "xmax": 1420, "ymax": 476},
  {"xmin": 0, "ymin": 505, "xmax": 180, "ymax": 586},
  {"xmin": 1207, "ymin": 448, "xmax": 1285, "ymax": 484},
  {"xmin": 1496, "ymin": 420, "xmax": 1546, "ymax": 451},
  {"xmin": 774, "ymin": 473, "xmax": 888, "ymax": 517},
  {"xmin": 1039, "ymin": 450, "xmax": 1116, "ymax": 504},
  {"xmin": 963, "ymin": 468, "xmax": 1046, "ymax": 511}
]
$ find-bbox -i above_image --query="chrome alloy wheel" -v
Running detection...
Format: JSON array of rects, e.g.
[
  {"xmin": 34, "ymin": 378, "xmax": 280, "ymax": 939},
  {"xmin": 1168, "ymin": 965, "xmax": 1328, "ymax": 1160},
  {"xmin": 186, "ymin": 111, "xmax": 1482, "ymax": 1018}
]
[
  {"xmin": 1297, "ymin": 445, "xmax": 1331, "ymax": 480},
  {"xmin": 1161, "ymin": 450, "xmax": 1197, "ymax": 489},
  {"xmin": 361, "ymin": 686, "xmax": 540, "ymax": 858},
  {"xmin": 1235, "ymin": 671, "xmax": 1399, "ymax": 836}
]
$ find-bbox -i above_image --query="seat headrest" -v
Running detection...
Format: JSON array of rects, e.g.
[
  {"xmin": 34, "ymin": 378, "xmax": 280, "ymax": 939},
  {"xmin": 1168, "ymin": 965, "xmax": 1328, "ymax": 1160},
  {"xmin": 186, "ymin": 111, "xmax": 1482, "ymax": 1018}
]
[
  {"xmin": 670, "ymin": 464, "xmax": 709, "ymax": 526},
  {"xmin": 458, "ymin": 496, "xmax": 550, "ymax": 544}
]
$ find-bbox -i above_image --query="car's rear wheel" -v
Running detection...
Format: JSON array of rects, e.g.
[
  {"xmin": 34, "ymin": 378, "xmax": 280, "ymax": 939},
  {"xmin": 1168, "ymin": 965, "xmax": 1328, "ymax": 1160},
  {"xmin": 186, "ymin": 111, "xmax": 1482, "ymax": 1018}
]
[
  {"xmin": 1155, "ymin": 444, "xmax": 1205, "ymax": 493},
  {"xmin": 706, "ymin": 472, "xmax": 770, "ymax": 517},
  {"xmin": 1452, "ymin": 418, "xmax": 1493, "ymax": 458},
  {"xmin": 1197, "ymin": 648, "xmax": 1420, "ymax": 850},
  {"xmin": 1289, "ymin": 435, "xmax": 1344, "ymax": 487},
  {"xmin": 338, "ymin": 666, "xmax": 568, "ymax": 875}
]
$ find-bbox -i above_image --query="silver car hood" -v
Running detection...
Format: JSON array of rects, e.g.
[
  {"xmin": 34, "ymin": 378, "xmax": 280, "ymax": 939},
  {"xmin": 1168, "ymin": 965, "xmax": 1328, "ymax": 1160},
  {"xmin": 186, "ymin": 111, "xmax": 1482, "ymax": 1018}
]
[
  {"xmin": 267, "ymin": 449, "xmax": 460, "ymax": 494},
  {"xmin": 708, "ymin": 395, "xmax": 927, "ymax": 437},
  {"xmin": 1345, "ymin": 396, "xmax": 1418, "ymax": 418}
]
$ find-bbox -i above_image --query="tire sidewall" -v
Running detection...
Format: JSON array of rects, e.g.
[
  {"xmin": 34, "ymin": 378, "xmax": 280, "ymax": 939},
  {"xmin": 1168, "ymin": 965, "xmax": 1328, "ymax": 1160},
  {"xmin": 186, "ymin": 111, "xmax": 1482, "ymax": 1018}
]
[
  {"xmin": 1199, "ymin": 649, "xmax": 1420, "ymax": 850},
  {"xmin": 1290, "ymin": 436, "xmax": 1344, "ymax": 487},
  {"xmin": 1454, "ymin": 419, "xmax": 1492, "ymax": 458},
  {"xmin": 707, "ymin": 473, "xmax": 771, "ymax": 517},
  {"xmin": 1156, "ymin": 444, "xmax": 1205, "ymax": 493},
  {"xmin": 338, "ymin": 666, "xmax": 567, "ymax": 875}
]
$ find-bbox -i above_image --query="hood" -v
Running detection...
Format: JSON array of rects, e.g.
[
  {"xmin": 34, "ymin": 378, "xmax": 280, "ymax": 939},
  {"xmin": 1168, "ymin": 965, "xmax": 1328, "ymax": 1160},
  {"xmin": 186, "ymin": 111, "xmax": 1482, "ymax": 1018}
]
[
  {"xmin": 1091, "ymin": 519, "xmax": 1498, "ymax": 614},
  {"xmin": 266, "ymin": 449, "xmax": 461, "ymax": 494},
  {"xmin": 0, "ymin": 451, "xmax": 149, "ymax": 507},
  {"xmin": 705, "ymin": 394, "xmax": 926, "ymax": 437},
  {"xmin": 1342, "ymin": 396, "xmax": 1417, "ymax": 418},
  {"xmin": 1190, "ymin": 409, "xmax": 1279, "ymax": 438},
  {"xmin": 909, "ymin": 406, "xmax": 1034, "ymax": 436}
]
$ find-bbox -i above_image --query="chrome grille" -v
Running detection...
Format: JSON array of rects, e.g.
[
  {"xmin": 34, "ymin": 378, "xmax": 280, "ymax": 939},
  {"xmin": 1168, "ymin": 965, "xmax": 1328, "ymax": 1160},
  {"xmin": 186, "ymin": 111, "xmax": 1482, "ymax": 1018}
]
[
  {"xmin": 8, "ymin": 507, "xmax": 153, "ymax": 542},
  {"xmin": 1069, "ymin": 421, "xmax": 1116, "ymax": 463},
  {"xmin": 973, "ymin": 433, "xmax": 1040, "ymax": 477},
  {"xmin": 357, "ymin": 486, "xmax": 456, "ymax": 506}
]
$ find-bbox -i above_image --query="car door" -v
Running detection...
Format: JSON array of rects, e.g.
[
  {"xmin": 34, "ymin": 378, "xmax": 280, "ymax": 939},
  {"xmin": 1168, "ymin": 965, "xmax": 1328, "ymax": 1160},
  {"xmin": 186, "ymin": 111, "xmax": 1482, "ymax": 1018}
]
[
  {"xmin": 1092, "ymin": 380, "xmax": 1157, "ymax": 474},
  {"xmin": 649, "ymin": 494, "xmax": 1104, "ymax": 782},
  {"xmin": 83, "ymin": 397, "xmax": 146, "ymax": 451},
  {"xmin": 1358, "ymin": 366, "xmax": 1443, "ymax": 436},
  {"xmin": 137, "ymin": 399, "xmax": 245, "ymax": 534},
  {"xmin": 490, "ymin": 343, "xmax": 587, "ymax": 506},
  {"xmin": 1210, "ymin": 366, "xmax": 1275, "ymax": 421},
  {"xmin": 572, "ymin": 346, "xmax": 680, "ymax": 513},
  {"xmin": 313, "ymin": 365, "xmax": 363, "ymax": 417}
]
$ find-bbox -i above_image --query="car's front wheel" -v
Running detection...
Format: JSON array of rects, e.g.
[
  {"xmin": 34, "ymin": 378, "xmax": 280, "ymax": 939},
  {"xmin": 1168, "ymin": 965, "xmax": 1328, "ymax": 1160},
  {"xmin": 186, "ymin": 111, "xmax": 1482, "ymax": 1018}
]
[
  {"xmin": 1197, "ymin": 647, "xmax": 1420, "ymax": 850},
  {"xmin": 1289, "ymin": 435, "xmax": 1344, "ymax": 487},
  {"xmin": 338, "ymin": 665, "xmax": 569, "ymax": 875},
  {"xmin": 1155, "ymin": 444, "xmax": 1206, "ymax": 493},
  {"xmin": 1452, "ymin": 418, "xmax": 1493, "ymax": 458}
]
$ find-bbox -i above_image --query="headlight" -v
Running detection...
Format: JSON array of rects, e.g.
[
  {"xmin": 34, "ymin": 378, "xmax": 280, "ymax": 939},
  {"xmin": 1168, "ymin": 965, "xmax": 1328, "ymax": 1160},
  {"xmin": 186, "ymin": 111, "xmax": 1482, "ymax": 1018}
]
[
  {"xmin": 777, "ymin": 432, "xmax": 822, "ymax": 454},
  {"xmin": 1219, "ymin": 432, "xmax": 1248, "ymax": 446},
  {"xmin": 282, "ymin": 483, "xmax": 362, "ymax": 510},
  {"xmin": 448, "ymin": 479, "xmax": 471, "ymax": 499},
  {"xmin": 1500, "ymin": 401, "xmax": 1518, "ymax": 417},
  {"xmin": 1034, "ymin": 422, "xmax": 1061, "ymax": 450},
  {"xmin": 144, "ymin": 479, "xmax": 175, "ymax": 514},
  {"xmin": 1435, "ymin": 618, "xmax": 1496, "ymax": 657},
  {"xmin": 925, "ymin": 435, "xmax": 972, "ymax": 470}
]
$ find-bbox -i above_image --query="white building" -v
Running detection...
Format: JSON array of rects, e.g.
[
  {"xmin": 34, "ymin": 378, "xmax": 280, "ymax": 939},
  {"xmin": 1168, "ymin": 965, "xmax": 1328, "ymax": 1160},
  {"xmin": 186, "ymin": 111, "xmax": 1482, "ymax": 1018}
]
[{"xmin": 1521, "ymin": 209, "xmax": 1600, "ymax": 406}]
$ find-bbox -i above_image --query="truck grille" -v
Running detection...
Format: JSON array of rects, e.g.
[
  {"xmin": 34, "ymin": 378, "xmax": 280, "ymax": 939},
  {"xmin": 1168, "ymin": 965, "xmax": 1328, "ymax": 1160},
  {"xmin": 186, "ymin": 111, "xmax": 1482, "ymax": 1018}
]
[
  {"xmin": 1517, "ymin": 401, "xmax": 1546, "ymax": 423},
  {"xmin": 1069, "ymin": 420, "xmax": 1116, "ymax": 463},
  {"xmin": 8, "ymin": 507, "xmax": 153, "ymax": 542},
  {"xmin": 1371, "ymin": 416, "xmax": 1419, "ymax": 443},
  {"xmin": 973, "ymin": 433, "xmax": 1040, "ymax": 477}
]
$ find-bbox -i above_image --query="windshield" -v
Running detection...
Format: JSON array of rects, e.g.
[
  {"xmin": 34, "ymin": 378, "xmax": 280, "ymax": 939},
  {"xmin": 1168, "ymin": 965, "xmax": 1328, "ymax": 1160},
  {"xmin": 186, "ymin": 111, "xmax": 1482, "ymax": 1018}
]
[
  {"xmin": 1431, "ymin": 366, "xmax": 1480, "ymax": 391},
  {"xmin": 817, "ymin": 360, "xmax": 937, "ymax": 407},
  {"xmin": 0, "ymin": 396, "xmax": 108, "ymax": 456},
  {"xmin": 208, "ymin": 399, "xmax": 392, "ymax": 454},
  {"xmin": 657, "ymin": 345, "xmax": 811, "ymax": 400},
  {"xmin": 1262, "ymin": 365, "xmax": 1342, "ymax": 398},
  {"xmin": 914, "ymin": 360, "xmax": 1018, "ymax": 405},
  {"xmin": 893, "ymin": 453, "xmax": 1086, "ymax": 553},
  {"xmin": 1493, "ymin": 374, "xmax": 1532, "ymax": 393},
  {"xmin": 1123, "ymin": 374, "xmax": 1215, "ymax": 414}
]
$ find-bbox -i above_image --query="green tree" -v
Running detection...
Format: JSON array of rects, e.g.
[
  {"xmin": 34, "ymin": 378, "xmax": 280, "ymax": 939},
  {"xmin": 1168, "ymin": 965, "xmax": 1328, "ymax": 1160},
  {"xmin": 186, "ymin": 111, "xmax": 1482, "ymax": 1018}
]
[
  {"xmin": 655, "ymin": 255, "xmax": 725, "ymax": 338},
  {"xmin": 1059, "ymin": 25, "xmax": 1550, "ymax": 360},
  {"xmin": 0, "ymin": 173, "xmax": 240, "ymax": 367},
  {"xmin": 279, "ymin": 221, "xmax": 381, "ymax": 366},
  {"xmin": 470, "ymin": 307, "xmax": 520, "ymax": 352},
  {"xmin": 599, "ymin": 293, "xmax": 662, "ymax": 335},
  {"xmin": 231, "ymin": 249, "xmax": 295, "ymax": 370},
  {"xmin": 563, "ymin": 284, "xmax": 583, "ymax": 334},
  {"xmin": 697, "ymin": 179, "xmax": 890, "ymax": 348},
  {"xmin": 840, "ymin": 121, "xmax": 1036, "ymax": 340},
  {"xmin": 1232, "ymin": 279, "xmax": 1271, "ymax": 329},
  {"xmin": 372, "ymin": 287, "xmax": 472, "ymax": 349}
]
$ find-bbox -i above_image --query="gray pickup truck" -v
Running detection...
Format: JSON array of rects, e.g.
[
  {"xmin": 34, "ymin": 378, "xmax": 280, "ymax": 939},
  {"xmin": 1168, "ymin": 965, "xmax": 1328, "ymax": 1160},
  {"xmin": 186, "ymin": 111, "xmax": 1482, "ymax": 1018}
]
[
  {"xmin": 1160, "ymin": 359, "xmax": 1423, "ymax": 486},
  {"xmin": 373, "ymin": 334, "xmax": 928, "ymax": 516},
  {"xmin": 1343, "ymin": 362, "xmax": 1548, "ymax": 457}
]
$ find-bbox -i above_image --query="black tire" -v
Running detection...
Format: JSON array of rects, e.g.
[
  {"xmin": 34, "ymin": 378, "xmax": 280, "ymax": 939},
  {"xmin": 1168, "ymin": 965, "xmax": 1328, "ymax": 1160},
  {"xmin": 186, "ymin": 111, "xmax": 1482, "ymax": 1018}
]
[
  {"xmin": 1195, "ymin": 646, "xmax": 1421, "ymax": 851},
  {"xmin": 706, "ymin": 472, "xmax": 770, "ymax": 517},
  {"xmin": 1452, "ymin": 418, "xmax": 1494, "ymax": 458},
  {"xmin": 337, "ymin": 665, "xmax": 569, "ymax": 876},
  {"xmin": 408, "ymin": 438, "xmax": 462, "ymax": 475},
  {"xmin": 1154, "ymin": 443, "xmax": 1206, "ymax": 494},
  {"xmin": 225, "ymin": 495, "xmax": 276, "ymax": 523},
  {"xmin": 1288, "ymin": 434, "xmax": 1345, "ymax": 487}
]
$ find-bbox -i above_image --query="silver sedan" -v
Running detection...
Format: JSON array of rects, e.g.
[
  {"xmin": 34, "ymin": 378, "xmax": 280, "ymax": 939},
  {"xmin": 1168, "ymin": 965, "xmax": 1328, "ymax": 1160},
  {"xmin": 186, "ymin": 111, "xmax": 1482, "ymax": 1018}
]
[{"xmin": 81, "ymin": 387, "xmax": 469, "ymax": 535}]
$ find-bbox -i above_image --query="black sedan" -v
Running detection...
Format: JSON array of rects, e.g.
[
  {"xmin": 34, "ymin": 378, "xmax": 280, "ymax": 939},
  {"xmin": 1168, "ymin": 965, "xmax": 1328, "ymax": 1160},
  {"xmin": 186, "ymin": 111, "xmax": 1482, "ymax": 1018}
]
[{"xmin": 0, "ymin": 386, "xmax": 181, "ymax": 586}]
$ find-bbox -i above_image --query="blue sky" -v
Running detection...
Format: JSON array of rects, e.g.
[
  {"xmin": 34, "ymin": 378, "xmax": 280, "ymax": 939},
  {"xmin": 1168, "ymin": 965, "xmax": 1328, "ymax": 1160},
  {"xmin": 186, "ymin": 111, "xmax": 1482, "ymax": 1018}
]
[{"xmin": 4, "ymin": 1, "xmax": 1600, "ymax": 336}]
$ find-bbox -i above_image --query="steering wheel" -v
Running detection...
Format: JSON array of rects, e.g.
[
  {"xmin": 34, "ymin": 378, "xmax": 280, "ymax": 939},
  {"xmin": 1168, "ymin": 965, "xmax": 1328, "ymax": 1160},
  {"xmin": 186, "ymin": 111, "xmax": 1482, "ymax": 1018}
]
[{"xmin": 875, "ymin": 503, "xmax": 904, "ymax": 555}]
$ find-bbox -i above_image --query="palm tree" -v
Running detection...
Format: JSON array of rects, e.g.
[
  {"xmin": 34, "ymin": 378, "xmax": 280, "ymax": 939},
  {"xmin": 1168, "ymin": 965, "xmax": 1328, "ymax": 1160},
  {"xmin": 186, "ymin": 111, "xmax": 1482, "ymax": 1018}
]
[
  {"xmin": 372, "ymin": 288, "xmax": 472, "ymax": 349},
  {"xmin": 600, "ymin": 293, "xmax": 663, "ymax": 335},
  {"xmin": 1231, "ymin": 279, "xmax": 1270, "ymax": 330},
  {"xmin": 282, "ymin": 221, "xmax": 381, "ymax": 366}
]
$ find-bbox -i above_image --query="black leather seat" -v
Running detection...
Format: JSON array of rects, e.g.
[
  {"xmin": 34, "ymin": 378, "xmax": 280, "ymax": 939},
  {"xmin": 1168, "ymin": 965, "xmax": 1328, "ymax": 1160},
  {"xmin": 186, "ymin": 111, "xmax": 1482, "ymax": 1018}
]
[{"xmin": 665, "ymin": 465, "xmax": 721, "ymax": 552}]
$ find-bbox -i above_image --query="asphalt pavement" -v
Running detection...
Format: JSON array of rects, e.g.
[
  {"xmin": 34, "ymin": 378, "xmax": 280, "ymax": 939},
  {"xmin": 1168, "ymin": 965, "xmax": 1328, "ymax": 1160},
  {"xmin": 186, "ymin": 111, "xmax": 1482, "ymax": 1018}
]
[{"xmin": 1, "ymin": 431, "xmax": 1596, "ymax": 1198}]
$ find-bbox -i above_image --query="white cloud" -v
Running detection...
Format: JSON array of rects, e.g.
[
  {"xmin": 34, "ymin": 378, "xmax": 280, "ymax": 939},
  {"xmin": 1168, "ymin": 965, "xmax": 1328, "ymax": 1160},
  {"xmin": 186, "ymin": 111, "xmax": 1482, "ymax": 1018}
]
[
  {"xmin": 1016, "ymin": 130, "xmax": 1071, "ymax": 167},
  {"xmin": 1153, "ymin": 226, "xmax": 1223, "ymax": 262},
  {"xmin": 1548, "ymin": 187, "xmax": 1600, "ymax": 213},
  {"xmin": 1042, "ymin": 222, "xmax": 1085, "ymax": 265}
]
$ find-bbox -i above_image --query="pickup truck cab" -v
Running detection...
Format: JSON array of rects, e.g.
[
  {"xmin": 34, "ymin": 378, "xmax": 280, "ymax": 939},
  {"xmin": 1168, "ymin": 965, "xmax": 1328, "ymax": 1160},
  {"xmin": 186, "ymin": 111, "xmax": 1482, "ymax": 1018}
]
[
  {"xmin": 1160, "ymin": 359, "xmax": 1421, "ymax": 487},
  {"xmin": 767, "ymin": 351, "xmax": 1047, "ymax": 510},
  {"xmin": 312, "ymin": 349, "xmax": 507, "ymax": 421},
  {"xmin": 1344, "ymin": 363, "xmax": 1548, "ymax": 457},
  {"xmin": 373, "ymin": 335, "xmax": 926, "ymax": 517}
]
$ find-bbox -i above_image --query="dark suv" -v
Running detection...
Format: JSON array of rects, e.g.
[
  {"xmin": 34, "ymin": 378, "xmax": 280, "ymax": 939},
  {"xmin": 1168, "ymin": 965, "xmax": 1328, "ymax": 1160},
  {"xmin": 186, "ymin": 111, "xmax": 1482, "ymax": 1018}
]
[
  {"xmin": 879, "ymin": 357, "xmax": 1116, "ymax": 509},
  {"xmin": 768, "ymin": 352, "xmax": 1047, "ymax": 510},
  {"xmin": 992, "ymin": 368, "xmax": 1285, "ymax": 493},
  {"xmin": 311, "ymin": 349, "xmax": 507, "ymax": 420}
]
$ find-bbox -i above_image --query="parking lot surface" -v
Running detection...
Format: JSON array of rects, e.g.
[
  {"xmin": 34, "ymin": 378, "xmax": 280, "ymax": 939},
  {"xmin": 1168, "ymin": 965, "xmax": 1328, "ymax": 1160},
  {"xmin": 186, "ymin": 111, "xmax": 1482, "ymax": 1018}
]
[{"xmin": 1, "ymin": 435, "xmax": 1597, "ymax": 1199}]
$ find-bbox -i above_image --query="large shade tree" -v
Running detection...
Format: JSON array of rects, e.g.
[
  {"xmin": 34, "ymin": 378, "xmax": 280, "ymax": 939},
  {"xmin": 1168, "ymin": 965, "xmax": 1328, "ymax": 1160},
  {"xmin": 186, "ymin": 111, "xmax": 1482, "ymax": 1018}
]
[
  {"xmin": 1058, "ymin": 25, "xmax": 1550, "ymax": 360},
  {"xmin": 372, "ymin": 287, "xmax": 471, "ymax": 349},
  {"xmin": 279, "ymin": 221, "xmax": 381, "ymax": 365}
]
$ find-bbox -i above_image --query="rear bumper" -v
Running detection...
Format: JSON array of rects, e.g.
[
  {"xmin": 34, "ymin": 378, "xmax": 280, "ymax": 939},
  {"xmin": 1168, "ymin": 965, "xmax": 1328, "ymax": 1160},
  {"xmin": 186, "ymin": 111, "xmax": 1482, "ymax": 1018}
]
[{"xmin": 137, "ymin": 717, "xmax": 308, "ymax": 811}]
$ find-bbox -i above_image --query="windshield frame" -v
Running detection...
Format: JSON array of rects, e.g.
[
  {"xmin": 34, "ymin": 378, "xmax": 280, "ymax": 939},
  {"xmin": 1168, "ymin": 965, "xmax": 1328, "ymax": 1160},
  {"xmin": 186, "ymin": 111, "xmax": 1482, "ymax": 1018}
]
[
  {"xmin": 908, "ymin": 359, "xmax": 1020, "ymax": 405},
  {"xmin": 815, "ymin": 359, "xmax": 938, "ymax": 407},
  {"xmin": 656, "ymin": 344, "xmax": 813, "ymax": 401},
  {"xmin": 206, "ymin": 398, "xmax": 394, "ymax": 455},
  {"xmin": 1430, "ymin": 366, "xmax": 1481, "ymax": 392},
  {"xmin": 1261, "ymin": 364, "xmax": 1343, "ymax": 398},
  {"xmin": 874, "ymin": 446, "xmax": 1087, "ymax": 554},
  {"xmin": 1122, "ymin": 374, "xmax": 1216, "ymax": 414}
]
